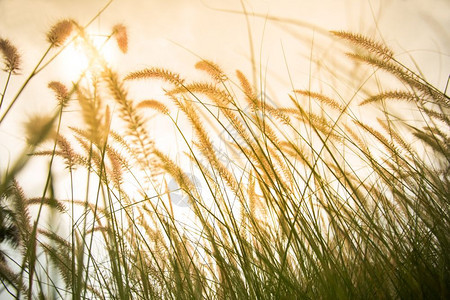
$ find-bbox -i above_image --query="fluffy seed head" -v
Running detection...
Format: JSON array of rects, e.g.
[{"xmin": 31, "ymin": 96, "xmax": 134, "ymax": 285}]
[
  {"xmin": 112, "ymin": 24, "xmax": 128, "ymax": 53},
  {"xmin": 0, "ymin": 38, "xmax": 21, "ymax": 73},
  {"xmin": 195, "ymin": 60, "xmax": 227, "ymax": 81},
  {"xmin": 330, "ymin": 31, "xmax": 394, "ymax": 60},
  {"xmin": 47, "ymin": 19, "xmax": 75, "ymax": 47},
  {"xmin": 125, "ymin": 67, "xmax": 184, "ymax": 85},
  {"xmin": 48, "ymin": 81, "xmax": 70, "ymax": 107},
  {"xmin": 137, "ymin": 99, "xmax": 169, "ymax": 114},
  {"xmin": 23, "ymin": 114, "xmax": 55, "ymax": 146}
]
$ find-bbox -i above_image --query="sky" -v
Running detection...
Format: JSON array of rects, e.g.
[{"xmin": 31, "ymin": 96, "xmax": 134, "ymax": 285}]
[
  {"xmin": 1, "ymin": 0, "xmax": 449, "ymax": 107},
  {"xmin": 1, "ymin": 0, "xmax": 449, "ymax": 81},
  {"xmin": 0, "ymin": 0, "xmax": 449, "ymax": 195}
]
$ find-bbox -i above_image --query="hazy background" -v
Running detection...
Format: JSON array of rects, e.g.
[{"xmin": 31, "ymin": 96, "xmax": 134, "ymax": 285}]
[
  {"xmin": 0, "ymin": 0, "xmax": 449, "ymax": 195},
  {"xmin": 1, "ymin": 0, "xmax": 449, "ymax": 86}
]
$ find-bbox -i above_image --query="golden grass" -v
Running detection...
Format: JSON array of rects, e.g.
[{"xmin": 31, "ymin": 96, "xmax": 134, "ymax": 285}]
[{"xmin": 0, "ymin": 14, "xmax": 448, "ymax": 300}]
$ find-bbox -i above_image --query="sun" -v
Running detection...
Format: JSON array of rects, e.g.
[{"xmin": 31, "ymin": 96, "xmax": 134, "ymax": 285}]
[{"xmin": 59, "ymin": 31, "xmax": 118, "ymax": 80}]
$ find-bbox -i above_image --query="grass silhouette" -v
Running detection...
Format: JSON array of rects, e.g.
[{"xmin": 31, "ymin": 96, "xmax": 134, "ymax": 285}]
[{"xmin": 0, "ymin": 4, "xmax": 449, "ymax": 299}]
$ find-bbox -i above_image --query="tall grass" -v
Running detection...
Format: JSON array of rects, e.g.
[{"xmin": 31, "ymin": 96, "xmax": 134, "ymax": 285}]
[{"xmin": 0, "ymin": 9, "xmax": 449, "ymax": 300}]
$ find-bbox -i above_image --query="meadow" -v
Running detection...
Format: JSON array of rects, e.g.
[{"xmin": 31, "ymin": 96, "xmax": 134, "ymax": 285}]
[{"xmin": 0, "ymin": 2, "xmax": 449, "ymax": 299}]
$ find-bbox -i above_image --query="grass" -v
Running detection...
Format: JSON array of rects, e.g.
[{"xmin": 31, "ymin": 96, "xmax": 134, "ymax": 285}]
[{"xmin": 0, "ymin": 6, "xmax": 449, "ymax": 300}]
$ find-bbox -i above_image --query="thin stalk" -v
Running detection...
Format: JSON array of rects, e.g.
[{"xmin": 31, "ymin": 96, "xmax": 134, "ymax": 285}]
[{"xmin": 0, "ymin": 69, "xmax": 12, "ymax": 110}]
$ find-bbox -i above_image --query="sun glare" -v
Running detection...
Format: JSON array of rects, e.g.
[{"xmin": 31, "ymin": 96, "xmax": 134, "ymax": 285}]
[{"xmin": 60, "ymin": 32, "xmax": 117, "ymax": 80}]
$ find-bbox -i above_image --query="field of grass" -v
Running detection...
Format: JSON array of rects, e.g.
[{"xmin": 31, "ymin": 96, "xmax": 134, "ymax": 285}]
[{"xmin": 0, "ymin": 3, "xmax": 449, "ymax": 299}]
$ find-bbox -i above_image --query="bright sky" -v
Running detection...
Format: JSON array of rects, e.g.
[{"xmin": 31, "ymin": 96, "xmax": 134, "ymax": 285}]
[
  {"xmin": 0, "ymin": 0, "xmax": 449, "ymax": 195},
  {"xmin": 1, "ymin": 0, "xmax": 449, "ymax": 80}
]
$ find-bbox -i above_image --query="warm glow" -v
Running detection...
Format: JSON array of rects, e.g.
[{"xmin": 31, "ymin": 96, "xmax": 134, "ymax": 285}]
[{"xmin": 60, "ymin": 32, "xmax": 117, "ymax": 79}]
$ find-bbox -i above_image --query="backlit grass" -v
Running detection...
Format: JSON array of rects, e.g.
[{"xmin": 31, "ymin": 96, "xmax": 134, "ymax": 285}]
[{"xmin": 0, "ymin": 6, "xmax": 449, "ymax": 300}]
